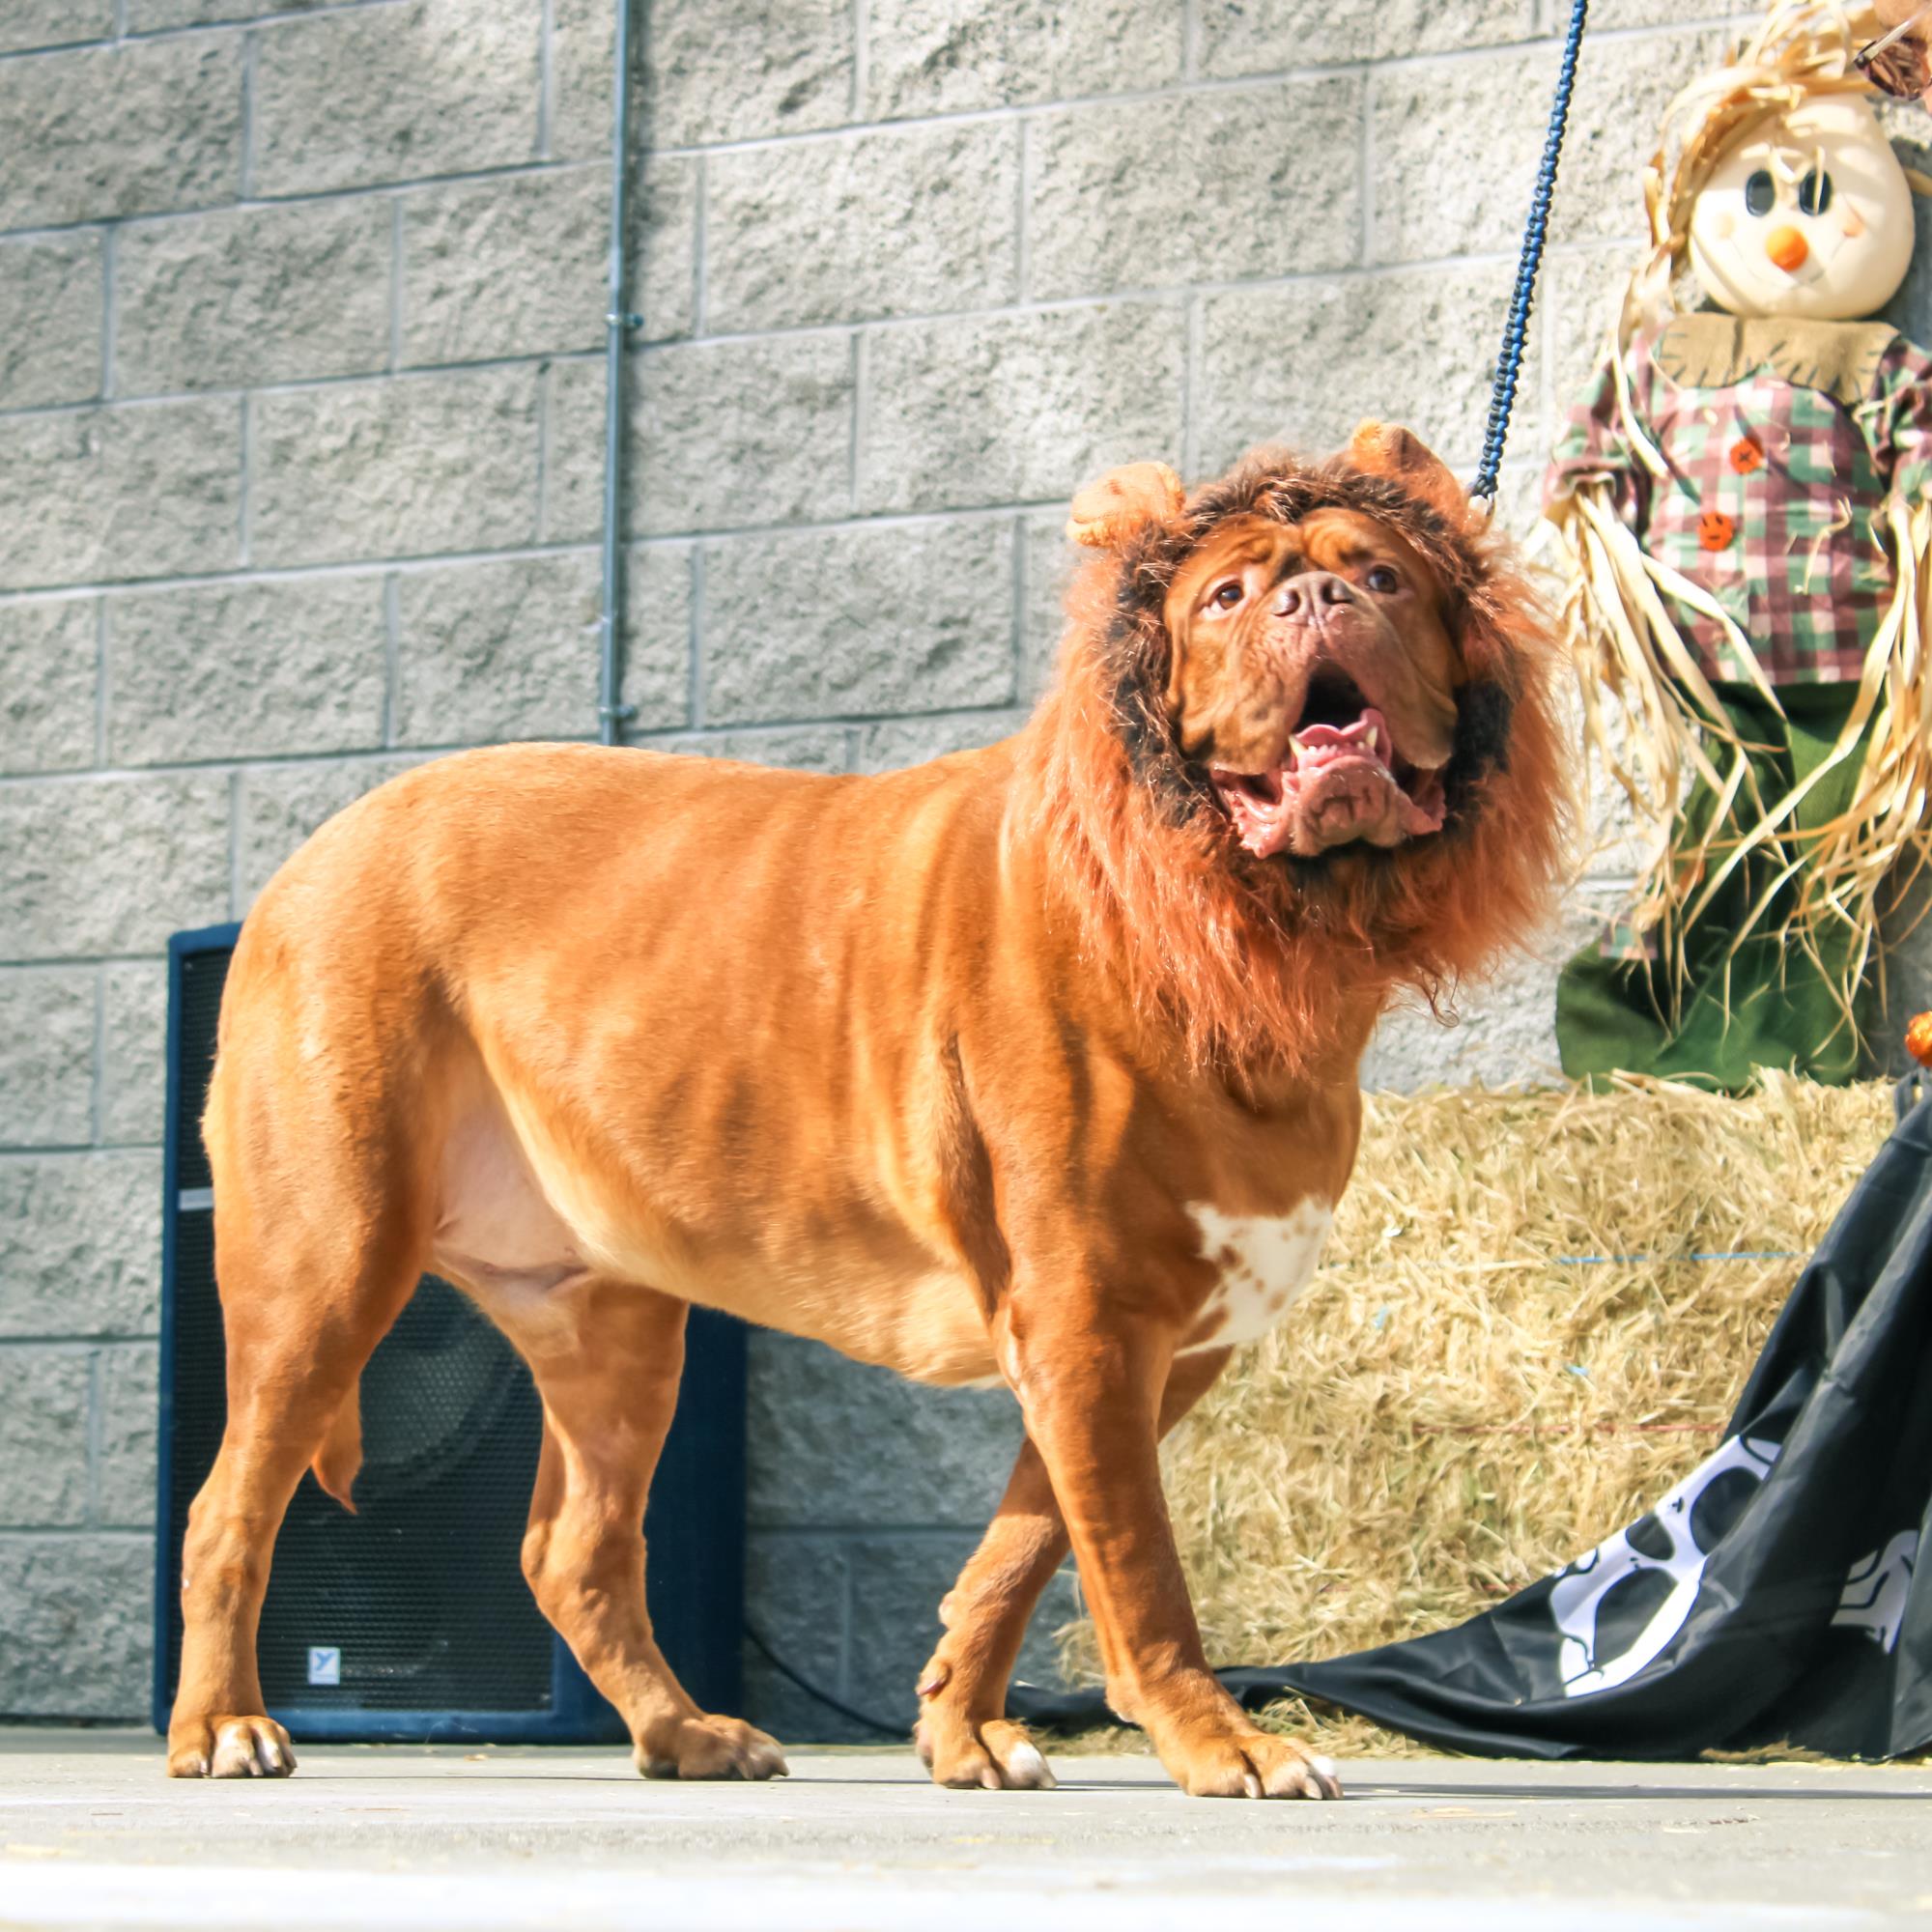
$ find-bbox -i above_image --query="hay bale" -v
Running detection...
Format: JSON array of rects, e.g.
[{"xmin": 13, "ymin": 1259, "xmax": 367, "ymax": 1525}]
[{"xmin": 1056, "ymin": 1077, "xmax": 1895, "ymax": 1738}]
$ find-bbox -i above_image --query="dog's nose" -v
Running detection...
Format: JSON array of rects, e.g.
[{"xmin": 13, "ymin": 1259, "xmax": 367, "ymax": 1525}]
[{"xmin": 1277, "ymin": 572, "xmax": 1355, "ymax": 622}]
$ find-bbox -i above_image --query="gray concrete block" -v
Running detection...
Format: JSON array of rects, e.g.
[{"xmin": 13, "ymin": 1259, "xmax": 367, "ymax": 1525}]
[
  {"xmin": 702, "ymin": 520, "xmax": 1016, "ymax": 725},
  {"xmin": 545, "ymin": 335, "xmax": 855, "ymax": 541},
  {"xmin": 96, "ymin": 1344, "xmax": 158, "ymax": 1527},
  {"xmin": 252, "ymin": 0, "xmax": 541, "ymax": 196},
  {"xmin": 100, "ymin": 961, "xmax": 168, "ymax": 1148},
  {"xmin": 1020, "ymin": 509, "xmax": 1075, "ymax": 706},
  {"xmin": 619, "ymin": 547, "xmax": 695, "ymax": 731},
  {"xmin": 1199, "ymin": 0, "xmax": 1531, "ymax": 75},
  {"xmin": 0, "ymin": 1152, "xmax": 163, "ymax": 1340},
  {"xmin": 1369, "ymin": 31, "xmax": 1715, "ymax": 266},
  {"xmin": 860, "ymin": 301, "xmax": 1187, "ymax": 514},
  {"xmin": 128, "ymin": 0, "xmax": 329, "ymax": 22},
  {"xmin": 642, "ymin": 0, "xmax": 851, "ymax": 148},
  {"xmin": 738, "ymin": 1536, "xmax": 856, "ymax": 1745},
  {"xmin": 852, "ymin": 710, "xmax": 1029, "ymax": 774},
  {"xmin": 393, "ymin": 548, "xmax": 689, "ymax": 745},
  {"xmin": 108, "ymin": 577, "xmax": 387, "ymax": 764},
  {"xmin": 250, "ymin": 368, "xmax": 540, "ymax": 567},
  {"xmin": 1543, "ymin": 245, "xmax": 1632, "ymax": 439},
  {"xmin": 0, "ymin": 234, "xmax": 102, "ymax": 410},
  {"xmin": 0, "ymin": 597, "xmax": 97, "ymax": 776},
  {"xmin": 548, "ymin": 0, "xmax": 613, "ymax": 163},
  {"xmin": 1027, "ymin": 77, "xmax": 1361, "ymax": 301},
  {"xmin": 0, "ymin": 37, "xmax": 242, "ymax": 229},
  {"xmin": 1573, "ymin": 0, "xmax": 1748, "ymax": 25},
  {"xmin": 704, "ymin": 123, "xmax": 1019, "ymax": 330},
  {"xmin": 235, "ymin": 756, "xmax": 428, "ymax": 907},
  {"xmin": 1359, "ymin": 895, "xmax": 1595, "ymax": 1094},
  {"xmin": 0, "ymin": 969, "xmax": 95, "ymax": 1151},
  {"xmin": 643, "ymin": 727, "xmax": 850, "ymax": 773},
  {"xmin": 0, "ymin": 1534, "xmax": 151, "ymax": 1718},
  {"xmin": 1195, "ymin": 261, "xmax": 1542, "ymax": 477},
  {"xmin": 401, "ymin": 167, "xmax": 607, "ymax": 367},
  {"xmin": 1484, "ymin": 461, "xmax": 1550, "ymax": 552},
  {"xmin": 539, "ymin": 359, "xmax": 607, "ymax": 544},
  {"xmin": 630, "ymin": 334, "xmax": 854, "ymax": 534},
  {"xmin": 864, "ymin": 0, "xmax": 1183, "ymax": 120},
  {"xmin": 843, "ymin": 1534, "xmax": 982, "ymax": 1732},
  {"xmin": 114, "ymin": 201, "xmax": 390, "ymax": 396},
  {"xmin": 746, "ymin": 1331, "xmax": 1024, "ymax": 1530},
  {"xmin": 0, "ymin": 2, "xmax": 112, "ymax": 53},
  {"xmin": 626, "ymin": 156, "xmax": 700, "ymax": 345},
  {"xmin": 0, "ymin": 774, "xmax": 229, "ymax": 960},
  {"xmin": 0, "ymin": 1350, "xmax": 92, "ymax": 1526},
  {"xmin": 0, "ymin": 400, "xmax": 242, "ymax": 592}
]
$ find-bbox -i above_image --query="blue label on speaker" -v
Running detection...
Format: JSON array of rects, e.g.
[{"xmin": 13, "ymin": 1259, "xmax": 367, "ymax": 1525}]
[{"xmin": 307, "ymin": 1645, "xmax": 341, "ymax": 1687}]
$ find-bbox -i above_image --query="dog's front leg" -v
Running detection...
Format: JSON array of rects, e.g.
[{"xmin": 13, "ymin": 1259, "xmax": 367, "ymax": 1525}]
[
  {"xmin": 1008, "ymin": 1294, "xmax": 1341, "ymax": 1801},
  {"xmin": 914, "ymin": 1346, "xmax": 1234, "ymax": 1791}
]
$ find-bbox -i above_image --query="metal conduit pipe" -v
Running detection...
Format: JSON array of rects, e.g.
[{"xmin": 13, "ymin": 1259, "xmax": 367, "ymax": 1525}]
[{"xmin": 597, "ymin": 0, "xmax": 640, "ymax": 745}]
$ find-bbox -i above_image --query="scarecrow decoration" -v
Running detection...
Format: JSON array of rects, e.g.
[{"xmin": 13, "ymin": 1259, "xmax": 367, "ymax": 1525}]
[{"xmin": 1545, "ymin": 0, "xmax": 1932, "ymax": 1088}]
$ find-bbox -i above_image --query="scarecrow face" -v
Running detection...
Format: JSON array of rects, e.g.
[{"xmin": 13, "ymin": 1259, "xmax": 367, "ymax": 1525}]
[{"xmin": 1687, "ymin": 96, "xmax": 1914, "ymax": 320}]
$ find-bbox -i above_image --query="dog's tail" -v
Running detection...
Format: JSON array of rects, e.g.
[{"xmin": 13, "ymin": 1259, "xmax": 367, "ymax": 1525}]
[{"xmin": 309, "ymin": 1385, "xmax": 362, "ymax": 1513}]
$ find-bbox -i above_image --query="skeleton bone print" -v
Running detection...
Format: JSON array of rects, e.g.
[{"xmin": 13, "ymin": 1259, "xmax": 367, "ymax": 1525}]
[{"xmin": 1548, "ymin": 1435, "xmax": 1782, "ymax": 1698}]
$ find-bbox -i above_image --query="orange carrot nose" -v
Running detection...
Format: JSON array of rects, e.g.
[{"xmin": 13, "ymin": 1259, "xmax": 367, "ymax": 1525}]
[{"xmin": 1766, "ymin": 224, "xmax": 1809, "ymax": 272}]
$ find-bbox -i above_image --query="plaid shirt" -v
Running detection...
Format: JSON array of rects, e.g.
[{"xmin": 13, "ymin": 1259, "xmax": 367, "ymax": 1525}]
[{"xmin": 1546, "ymin": 318, "xmax": 1932, "ymax": 684}]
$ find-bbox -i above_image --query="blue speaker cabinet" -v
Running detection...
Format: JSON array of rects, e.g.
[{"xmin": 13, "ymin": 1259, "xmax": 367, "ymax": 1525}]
[{"xmin": 154, "ymin": 922, "xmax": 748, "ymax": 1744}]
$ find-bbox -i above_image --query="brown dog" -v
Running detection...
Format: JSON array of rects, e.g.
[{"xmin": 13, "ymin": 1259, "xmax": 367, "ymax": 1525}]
[{"xmin": 168, "ymin": 423, "xmax": 1564, "ymax": 1799}]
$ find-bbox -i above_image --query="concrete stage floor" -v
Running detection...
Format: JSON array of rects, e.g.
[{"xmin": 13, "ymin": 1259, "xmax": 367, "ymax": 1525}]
[{"xmin": 1, "ymin": 1730, "xmax": 1928, "ymax": 1929}]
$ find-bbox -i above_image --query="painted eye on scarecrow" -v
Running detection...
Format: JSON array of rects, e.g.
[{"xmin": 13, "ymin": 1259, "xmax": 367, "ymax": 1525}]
[
  {"xmin": 1798, "ymin": 167, "xmax": 1833, "ymax": 215},
  {"xmin": 1744, "ymin": 169, "xmax": 1776, "ymax": 216}
]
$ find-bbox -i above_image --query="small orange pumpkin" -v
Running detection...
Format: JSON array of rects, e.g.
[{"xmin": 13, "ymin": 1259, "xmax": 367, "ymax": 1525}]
[{"xmin": 1907, "ymin": 1011, "xmax": 1932, "ymax": 1068}]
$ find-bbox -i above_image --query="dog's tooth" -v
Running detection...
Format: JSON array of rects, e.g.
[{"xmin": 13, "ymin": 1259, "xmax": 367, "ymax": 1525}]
[
  {"xmin": 1289, "ymin": 734, "xmax": 1307, "ymax": 763},
  {"xmin": 1365, "ymin": 725, "xmax": 1380, "ymax": 756}
]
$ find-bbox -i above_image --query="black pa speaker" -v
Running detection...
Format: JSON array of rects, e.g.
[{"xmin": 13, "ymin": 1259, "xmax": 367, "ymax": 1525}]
[{"xmin": 154, "ymin": 922, "xmax": 748, "ymax": 1744}]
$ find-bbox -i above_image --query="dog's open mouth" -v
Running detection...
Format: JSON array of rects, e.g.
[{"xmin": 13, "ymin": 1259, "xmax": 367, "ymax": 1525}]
[{"xmin": 1208, "ymin": 669, "xmax": 1449, "ymax": 860}]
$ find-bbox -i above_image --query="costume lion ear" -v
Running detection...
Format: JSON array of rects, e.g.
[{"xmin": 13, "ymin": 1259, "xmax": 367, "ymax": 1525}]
[
  {"xmin": 1066, "ymin": 461, "xmax": 1185, "ymax": 550},
  {"xmin": 1345, "ymin": 421, "xmax": 1467, "ymax": 522}
]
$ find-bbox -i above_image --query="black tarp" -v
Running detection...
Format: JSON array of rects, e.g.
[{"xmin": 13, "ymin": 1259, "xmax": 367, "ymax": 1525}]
[{"xmin": 1010, "ymin": 1087, "xmax": 1932, "ymax": 1759}]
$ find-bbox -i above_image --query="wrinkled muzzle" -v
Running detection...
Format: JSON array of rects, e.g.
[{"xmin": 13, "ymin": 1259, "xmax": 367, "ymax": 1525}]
[{"xmin": 1206, "ymin": 573, "xmax": 1453, "ymax": 860}]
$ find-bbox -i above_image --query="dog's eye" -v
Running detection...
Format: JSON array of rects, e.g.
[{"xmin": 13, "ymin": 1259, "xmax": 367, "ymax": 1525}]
[
  {"xmin": 1365, "ymin": 564, "xmax": 1401, "ymax": 595},
  {"xmin": 1209, "ymin": 582, "xmax": 1243, "ymax": 610}
]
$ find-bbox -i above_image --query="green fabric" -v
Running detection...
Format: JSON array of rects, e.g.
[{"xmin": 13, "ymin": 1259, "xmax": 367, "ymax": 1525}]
[{"xmin": 1555, "ymin": 683, "xmax": 1873, "ymax": 1092}]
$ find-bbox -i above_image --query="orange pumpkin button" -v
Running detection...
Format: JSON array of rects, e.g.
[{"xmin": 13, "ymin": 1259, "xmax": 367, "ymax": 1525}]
[
  {"xmin": 1697, "ymin": 509, "xmax": 1736, "ymax": 552},
  {"xmin": 1728, "ymin": 436, "xmax": 1765, "ymax": 474}
]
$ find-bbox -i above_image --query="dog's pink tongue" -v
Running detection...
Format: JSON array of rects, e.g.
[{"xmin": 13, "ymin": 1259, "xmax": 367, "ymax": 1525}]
[{"xmin": 1293, "ymin": 709, "xmax": 1387, "ymax": 764}]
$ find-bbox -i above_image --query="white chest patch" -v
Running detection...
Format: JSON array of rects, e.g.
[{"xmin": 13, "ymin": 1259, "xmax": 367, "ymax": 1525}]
[{"xmin": 1184, "ymin": 1198, "xmax": 1335, "ymax": 1350}]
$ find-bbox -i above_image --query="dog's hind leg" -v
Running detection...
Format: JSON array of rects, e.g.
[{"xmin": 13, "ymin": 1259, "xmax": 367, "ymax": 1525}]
[
  {"xmin": 914, "ymin": 1347, "xmax": 1232, "ymax": 1791},
  {"xmin": 167, "ymin": 1187, "xmax": 420, "ymax": 1778},
  {"xmin": 499, "ymin": 1277, "xmax": 787, "ymax": 1781}
]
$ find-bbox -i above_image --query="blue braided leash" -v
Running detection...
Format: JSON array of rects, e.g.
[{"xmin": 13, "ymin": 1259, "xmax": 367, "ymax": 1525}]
[{"xmin": 1470, "ymin": 0, "xmax": 1590, "ymax": 503}]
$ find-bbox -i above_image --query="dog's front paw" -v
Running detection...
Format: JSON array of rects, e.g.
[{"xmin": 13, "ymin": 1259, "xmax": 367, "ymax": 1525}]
[
  {"xmin": 638, "ymin": 1714, "xmax": 788, "ymax": 1781},
  {"xmin": 166, "ymin": 1714, "xmax": 298, "ymax": 1779},
  {"xmin": 1162, "ymin": 1720, "xmax": 1341, "ymax": 1801},
  {"xmin": 916, "ymin": 1709, "xmax": 1057, "ymax": 1791}
]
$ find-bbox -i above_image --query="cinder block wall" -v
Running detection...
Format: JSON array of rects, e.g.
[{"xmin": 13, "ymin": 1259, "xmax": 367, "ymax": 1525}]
[{"xmin": 4, "ymin": 0, "xmax": 1921, "ymax": 1735}]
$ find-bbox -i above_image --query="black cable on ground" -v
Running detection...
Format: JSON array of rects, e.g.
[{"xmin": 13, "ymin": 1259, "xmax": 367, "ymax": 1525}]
[{"xmin": 743, "ymin": 1621, "xmax": 906, "ymax": 1739}]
